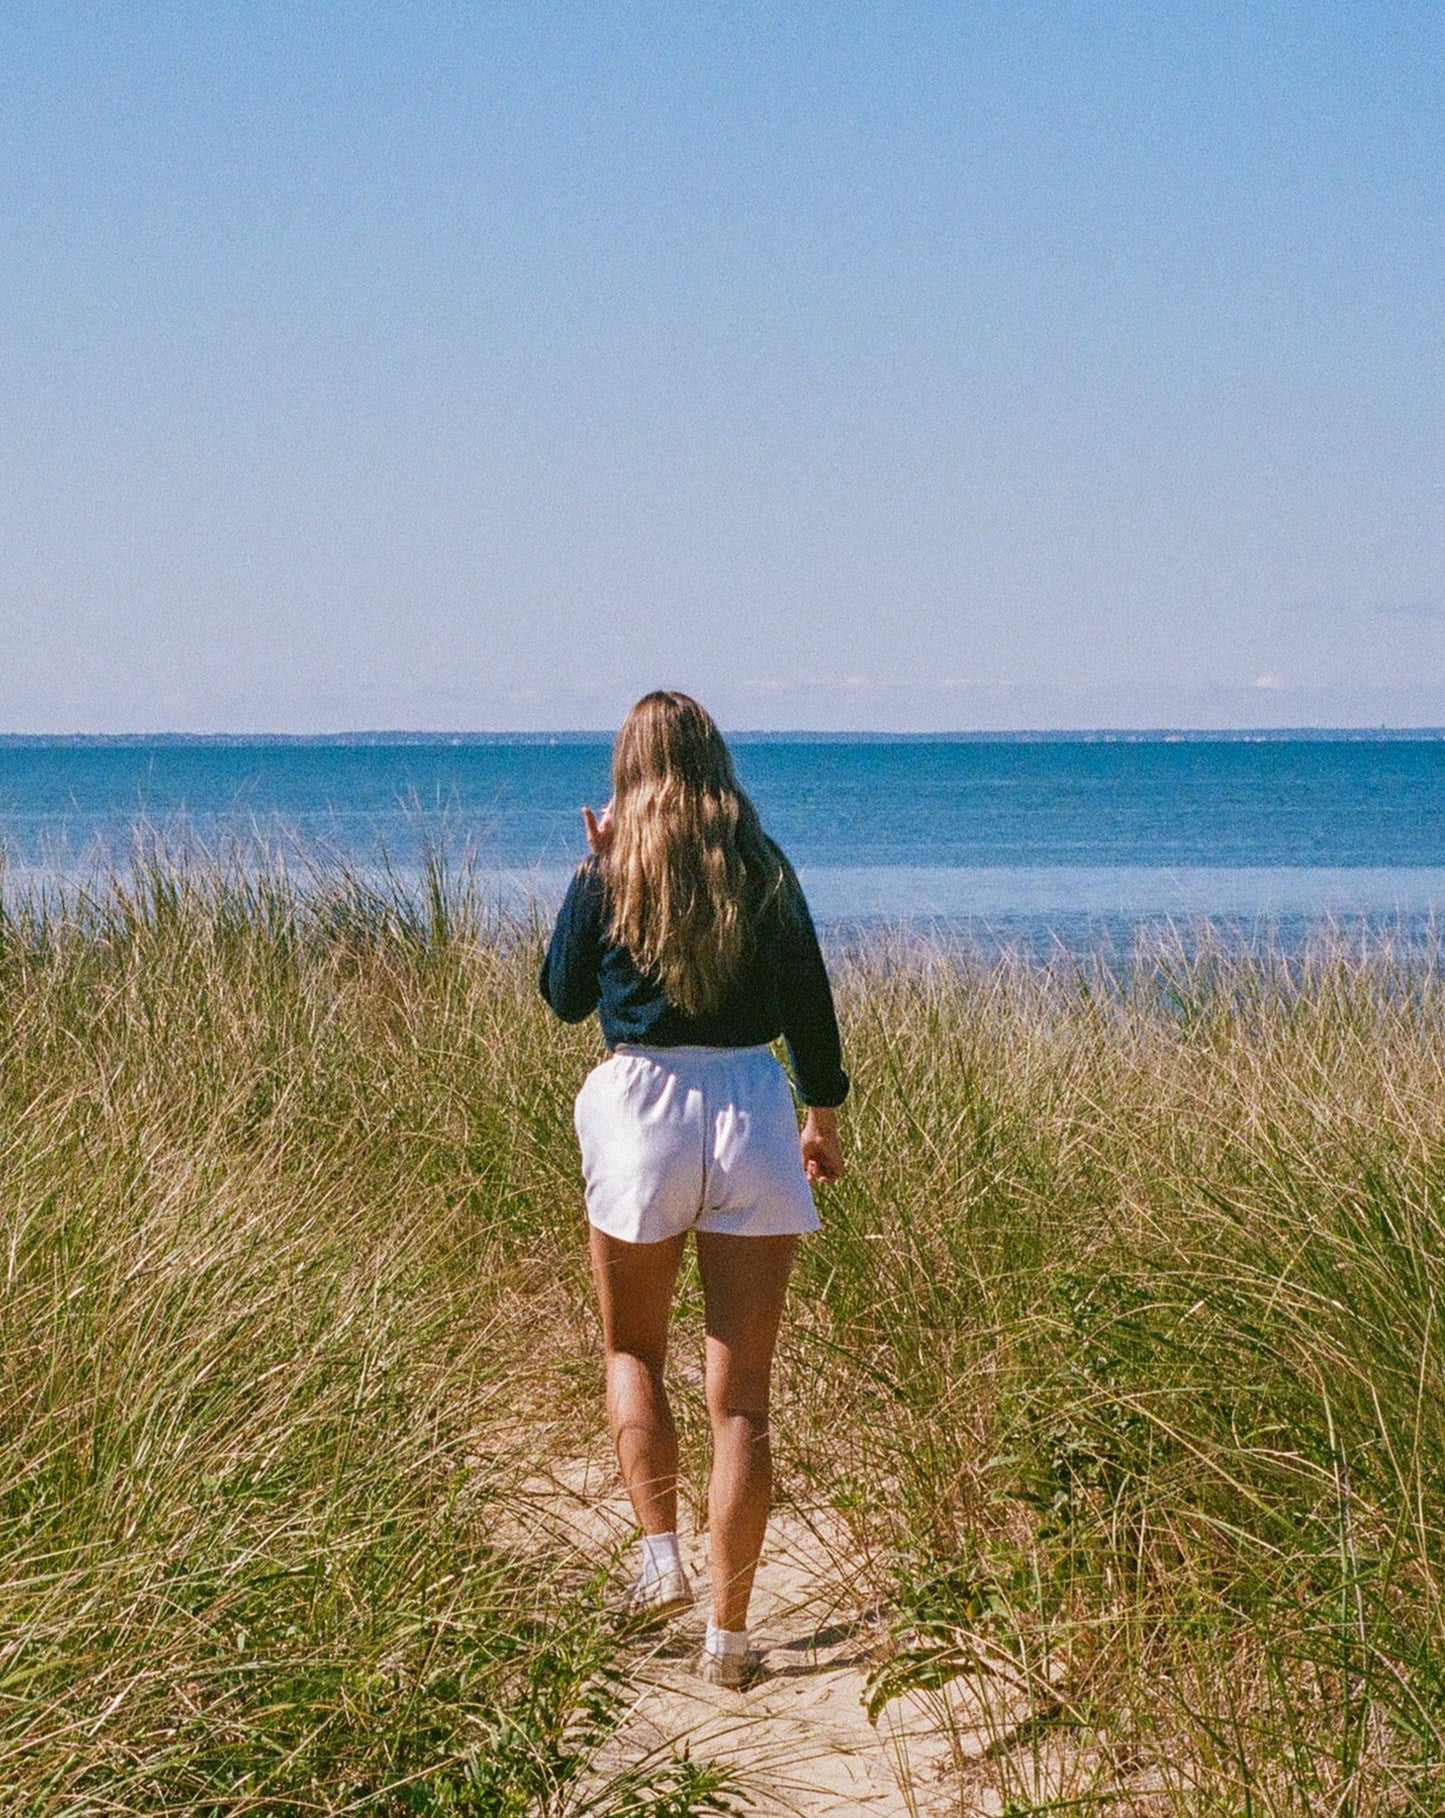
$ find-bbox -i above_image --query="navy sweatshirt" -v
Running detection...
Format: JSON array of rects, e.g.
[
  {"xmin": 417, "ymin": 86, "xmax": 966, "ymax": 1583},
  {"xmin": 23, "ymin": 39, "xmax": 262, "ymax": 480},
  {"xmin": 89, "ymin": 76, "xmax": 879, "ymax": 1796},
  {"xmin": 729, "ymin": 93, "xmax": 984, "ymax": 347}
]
[{"xmin": 539, "ymin": 851, "xmax": 849, "ymax": 1107}]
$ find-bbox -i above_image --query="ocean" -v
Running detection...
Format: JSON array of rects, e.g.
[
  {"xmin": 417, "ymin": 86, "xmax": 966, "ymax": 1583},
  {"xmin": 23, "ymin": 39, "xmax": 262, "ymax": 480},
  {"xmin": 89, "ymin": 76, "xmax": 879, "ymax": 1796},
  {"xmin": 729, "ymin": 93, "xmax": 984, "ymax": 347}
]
[{"xmin": 2, "ymin": 733, "xmax": 1443, "ymax": 950}]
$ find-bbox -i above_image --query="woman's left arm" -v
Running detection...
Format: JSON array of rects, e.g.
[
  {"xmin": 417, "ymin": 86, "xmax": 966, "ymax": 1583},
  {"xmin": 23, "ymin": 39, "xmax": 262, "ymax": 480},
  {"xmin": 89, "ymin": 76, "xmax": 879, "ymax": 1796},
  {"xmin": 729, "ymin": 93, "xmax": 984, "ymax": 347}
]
[{"xmin": 773, "ymin": 867, "xmax": 850, "ymax": 1118}]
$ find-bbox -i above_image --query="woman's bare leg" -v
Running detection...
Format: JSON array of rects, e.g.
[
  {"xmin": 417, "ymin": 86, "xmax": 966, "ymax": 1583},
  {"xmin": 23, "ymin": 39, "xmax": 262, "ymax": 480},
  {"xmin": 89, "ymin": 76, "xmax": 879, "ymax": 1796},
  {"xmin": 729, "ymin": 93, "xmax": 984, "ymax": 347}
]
[
  {"xmin": 588, "ymin": 1226, "xmax": 686, "ymax": 1534},
  {"xmin": 695, "ymin": 1231, "xmax": 798, "ymax": 1632}
]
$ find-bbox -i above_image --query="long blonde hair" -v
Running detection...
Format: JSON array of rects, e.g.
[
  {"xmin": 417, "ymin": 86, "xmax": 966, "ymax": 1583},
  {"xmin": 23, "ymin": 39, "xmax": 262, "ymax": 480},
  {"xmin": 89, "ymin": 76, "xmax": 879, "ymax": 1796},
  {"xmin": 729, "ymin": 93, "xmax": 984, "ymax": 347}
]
[{"xmin": 603, "ymin": 691, "xmax": 784, "ymax": 1016}]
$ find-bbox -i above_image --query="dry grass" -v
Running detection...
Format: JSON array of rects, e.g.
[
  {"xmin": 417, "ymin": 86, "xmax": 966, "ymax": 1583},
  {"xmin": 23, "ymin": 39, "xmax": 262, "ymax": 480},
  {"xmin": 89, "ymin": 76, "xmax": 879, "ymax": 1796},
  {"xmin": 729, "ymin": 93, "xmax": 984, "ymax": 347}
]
[
  {"xmin": 0, "ymin": 850, "xmax": 742, "ymax": 1816},
  {"xmin": 795, "ymin": 929, "xmax": 1445, "ymax": 1814},
  {"xmin": 1, "ymin": 849, "xmax": 1443, "ymax": 1812}
]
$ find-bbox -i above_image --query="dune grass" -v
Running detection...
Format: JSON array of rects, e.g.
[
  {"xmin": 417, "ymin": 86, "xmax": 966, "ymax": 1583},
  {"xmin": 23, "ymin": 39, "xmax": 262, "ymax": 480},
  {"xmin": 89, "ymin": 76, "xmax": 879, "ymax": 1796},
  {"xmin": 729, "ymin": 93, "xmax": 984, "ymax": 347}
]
[
  {"xmin": 1, "ymin": 847, "xmax": 1442, "ymax": 1812},
  {"xmin": 0, "ymin": 850, "xmax": 741, "ymax": 1816},
  {"xmin": 808, "ymin": 930, "xmax": 1445, "ymax": 1813}
]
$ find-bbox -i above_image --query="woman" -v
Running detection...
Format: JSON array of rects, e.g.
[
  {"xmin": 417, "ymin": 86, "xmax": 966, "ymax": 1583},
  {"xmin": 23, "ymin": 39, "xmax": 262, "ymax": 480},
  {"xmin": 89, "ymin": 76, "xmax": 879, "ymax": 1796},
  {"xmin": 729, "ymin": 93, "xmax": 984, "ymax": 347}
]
[{"xmin": 539, "ymin": 691, "xmax": 848, "ymax": 1689}]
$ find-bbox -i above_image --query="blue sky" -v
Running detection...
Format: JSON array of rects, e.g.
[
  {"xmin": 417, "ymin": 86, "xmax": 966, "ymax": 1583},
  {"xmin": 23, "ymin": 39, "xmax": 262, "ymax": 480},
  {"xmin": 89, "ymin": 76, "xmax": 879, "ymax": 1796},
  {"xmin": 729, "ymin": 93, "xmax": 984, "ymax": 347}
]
[{"xmin": 2, "ymin": 1, "xmax": 1441, "ymax": 732}]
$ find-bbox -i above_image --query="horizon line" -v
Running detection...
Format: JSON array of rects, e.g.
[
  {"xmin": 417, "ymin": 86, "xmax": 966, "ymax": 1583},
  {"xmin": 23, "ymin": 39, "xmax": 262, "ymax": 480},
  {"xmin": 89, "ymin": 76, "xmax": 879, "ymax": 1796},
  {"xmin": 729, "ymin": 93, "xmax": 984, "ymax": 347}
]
[{"xmin": 2, "ymin": 726, "xmax": 1445, "ymax": 746}]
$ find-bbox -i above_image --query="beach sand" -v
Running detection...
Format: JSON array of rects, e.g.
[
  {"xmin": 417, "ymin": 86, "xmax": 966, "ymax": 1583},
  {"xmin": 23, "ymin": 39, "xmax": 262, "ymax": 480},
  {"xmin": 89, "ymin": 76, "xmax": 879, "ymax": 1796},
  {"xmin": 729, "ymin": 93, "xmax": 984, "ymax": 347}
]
[{"xmin": 511, "ymin": 1450, "xmax": 1096, "ymax": 1816}]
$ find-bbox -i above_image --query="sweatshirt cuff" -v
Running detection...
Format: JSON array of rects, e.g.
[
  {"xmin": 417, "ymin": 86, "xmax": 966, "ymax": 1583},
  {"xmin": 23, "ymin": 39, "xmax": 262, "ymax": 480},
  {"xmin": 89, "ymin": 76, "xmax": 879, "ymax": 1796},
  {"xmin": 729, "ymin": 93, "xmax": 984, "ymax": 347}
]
[{"xmin": 799, "ymin": 1068, "xmax": 849, "ymax": 1109}]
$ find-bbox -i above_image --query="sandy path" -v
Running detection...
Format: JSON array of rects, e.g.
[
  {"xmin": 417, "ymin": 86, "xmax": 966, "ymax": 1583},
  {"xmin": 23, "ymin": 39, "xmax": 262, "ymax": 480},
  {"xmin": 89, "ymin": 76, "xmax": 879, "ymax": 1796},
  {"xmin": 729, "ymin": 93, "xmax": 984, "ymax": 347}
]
[{"xmin": 513, "ymin": 1452, "xmax": 1014, "ymax": 1816}]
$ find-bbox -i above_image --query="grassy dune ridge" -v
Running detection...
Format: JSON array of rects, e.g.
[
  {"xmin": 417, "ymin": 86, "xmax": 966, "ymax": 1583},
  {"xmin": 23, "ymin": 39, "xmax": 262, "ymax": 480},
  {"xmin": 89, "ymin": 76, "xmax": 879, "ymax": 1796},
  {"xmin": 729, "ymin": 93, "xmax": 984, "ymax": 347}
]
[{"xmin": 1, "ymin": 849, "xmax": 1442, "ymax": 1812}]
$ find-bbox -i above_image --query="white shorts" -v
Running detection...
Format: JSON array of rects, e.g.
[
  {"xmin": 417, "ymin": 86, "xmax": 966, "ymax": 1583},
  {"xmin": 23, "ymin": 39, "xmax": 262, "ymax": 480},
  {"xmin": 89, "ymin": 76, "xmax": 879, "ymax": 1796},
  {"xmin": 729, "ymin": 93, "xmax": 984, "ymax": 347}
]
[{"xmin": 574, "ymin": 1044, "xmax": 820, "ymax": 1245}]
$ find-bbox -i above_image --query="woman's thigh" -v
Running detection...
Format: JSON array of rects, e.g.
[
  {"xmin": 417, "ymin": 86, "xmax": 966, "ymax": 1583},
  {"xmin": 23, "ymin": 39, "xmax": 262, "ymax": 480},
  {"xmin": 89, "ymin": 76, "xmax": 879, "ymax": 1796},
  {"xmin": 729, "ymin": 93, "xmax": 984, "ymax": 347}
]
[
  {"xmin": 695, "ymin": 1231, "xmax": 797, "ymax": 1415},
  {"xmin": 588, "ymin": 1225, "xmax": 686, "ymax": 1368}
]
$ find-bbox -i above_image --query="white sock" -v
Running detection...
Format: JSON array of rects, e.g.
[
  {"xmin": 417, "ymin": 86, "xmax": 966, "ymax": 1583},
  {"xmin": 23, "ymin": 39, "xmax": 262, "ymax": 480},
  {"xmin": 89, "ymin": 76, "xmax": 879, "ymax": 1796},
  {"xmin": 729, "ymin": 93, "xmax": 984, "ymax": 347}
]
[
  {"xmin": 705, "ymin": 1621, "xmax": 749, "ymax": 1658},
  {"xmin": 640, "ymin": 1531, "xmax": 683, "ymax": 1584}
]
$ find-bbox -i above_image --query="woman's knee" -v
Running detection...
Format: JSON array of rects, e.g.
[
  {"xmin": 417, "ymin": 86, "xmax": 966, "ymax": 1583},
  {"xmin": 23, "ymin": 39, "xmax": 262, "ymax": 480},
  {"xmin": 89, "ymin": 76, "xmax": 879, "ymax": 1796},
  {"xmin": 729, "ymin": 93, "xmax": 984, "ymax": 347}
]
[
  {"xmin": 705, "ymin": 1372, "xmax": 771, "ymax": 1430},
  {"xmin": 607, "ymin": 1340, "xmax": 668, "ymax": 1381}
]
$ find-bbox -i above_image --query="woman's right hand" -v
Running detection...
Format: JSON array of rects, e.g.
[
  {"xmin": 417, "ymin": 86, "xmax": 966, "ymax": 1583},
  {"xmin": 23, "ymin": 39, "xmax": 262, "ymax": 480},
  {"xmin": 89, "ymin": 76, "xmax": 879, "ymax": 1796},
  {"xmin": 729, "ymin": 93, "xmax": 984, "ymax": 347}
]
[
  {"xmin": 801, "ymin": 1107, "xmax": 845, "ymax": 1184},
  {"xmin": 582, "ymin": 801, "xmax": 615, "ymax": 854}
]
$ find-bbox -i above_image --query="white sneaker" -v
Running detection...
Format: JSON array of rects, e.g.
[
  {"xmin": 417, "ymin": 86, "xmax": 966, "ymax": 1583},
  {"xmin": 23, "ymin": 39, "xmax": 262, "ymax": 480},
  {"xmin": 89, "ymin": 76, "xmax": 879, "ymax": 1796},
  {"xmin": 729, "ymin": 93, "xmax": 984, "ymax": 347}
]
[
  {"xmin": 696, "ymin": 1646, "xmax": 764, "ymax": 1690},
  {"xmin": 622, "ymin": 1565, "xmax": 695, "ymax": 1625}
]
